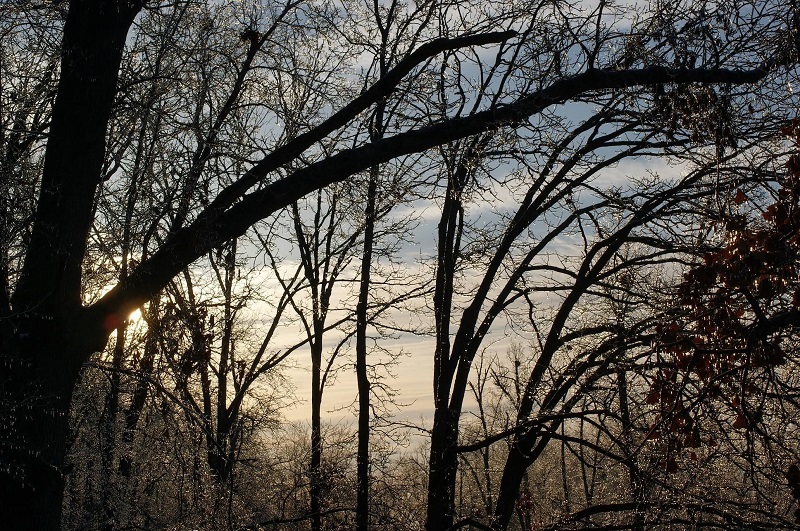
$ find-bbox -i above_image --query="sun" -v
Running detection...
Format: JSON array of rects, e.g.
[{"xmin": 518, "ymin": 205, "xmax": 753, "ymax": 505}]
[{"xmin": 128, "ymin": 308, "xmax": 142, "ymax": 323}]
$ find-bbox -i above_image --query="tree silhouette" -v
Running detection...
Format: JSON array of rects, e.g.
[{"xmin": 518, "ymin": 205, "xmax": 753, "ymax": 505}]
[
  {"xmin": 650, "ymin": 119, "xmax": 800, "ymax": 519},
  {"xmin": 1, "ymin": 1, "xmax": 798, "ymax": 529}
]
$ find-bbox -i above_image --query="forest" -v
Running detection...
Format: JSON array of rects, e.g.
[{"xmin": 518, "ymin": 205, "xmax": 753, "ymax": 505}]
[{"xmin": 2, "ymin": 0, "xmax": 800, "ymax": 529}]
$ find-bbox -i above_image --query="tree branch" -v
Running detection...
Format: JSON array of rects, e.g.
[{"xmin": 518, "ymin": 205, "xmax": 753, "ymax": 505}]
[{"xmin": 89, "ymin": 62, "xmax": 787, "ymax": 344}]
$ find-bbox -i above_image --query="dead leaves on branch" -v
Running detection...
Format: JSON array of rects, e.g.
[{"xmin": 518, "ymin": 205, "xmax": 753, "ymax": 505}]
[{"xmin": 647, "ymin": 121, "xmax": 800, "ymax": 509}]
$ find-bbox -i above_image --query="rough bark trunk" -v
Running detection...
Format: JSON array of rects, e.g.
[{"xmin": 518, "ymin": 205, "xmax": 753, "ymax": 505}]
[{"xmin": 1, "ymin": 2, "xmax": 137, "ymax": 528}]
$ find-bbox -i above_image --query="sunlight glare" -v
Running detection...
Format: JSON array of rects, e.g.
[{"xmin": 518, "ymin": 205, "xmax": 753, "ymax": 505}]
[{"xmin": 129, "ymin": 308, "xmax": 142, "ymax": 323}]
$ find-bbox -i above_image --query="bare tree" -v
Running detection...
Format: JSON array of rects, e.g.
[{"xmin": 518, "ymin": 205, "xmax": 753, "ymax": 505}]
[{"xmin": 0, "ymin": 0, "xmax": 797, "ymax": 529}]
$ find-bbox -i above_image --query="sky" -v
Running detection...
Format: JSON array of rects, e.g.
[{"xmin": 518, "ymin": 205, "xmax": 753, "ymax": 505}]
[{"xmin": 265, "ymin": 153, "xmax": 687, "ymax": 427}]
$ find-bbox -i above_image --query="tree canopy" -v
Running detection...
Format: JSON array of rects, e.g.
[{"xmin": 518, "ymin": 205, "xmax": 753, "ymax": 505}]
[{"xmin": 1, "ymin": 0, "xmax": 800, "ymax": 529}]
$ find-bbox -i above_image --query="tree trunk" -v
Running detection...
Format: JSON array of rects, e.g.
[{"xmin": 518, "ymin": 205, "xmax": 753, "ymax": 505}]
[
  {"xmin": 426, "ymin": 407, "xmax": 459, "ymax": 530},
  {"xmin": 119, "ymin": 299, "xmax": 158, "ymax": 478},
  {"xmin": 310, "ymin": 336, "xmax": 323, "ymax": 531},
  {"xmin": 210, "ymin": 240, "xmax": 237, "ymax": 484},
  {"xmin": 617, "ymin": 367, "xmax": 647, "ymax": 531},
  {"xmin": 491, "ymin": 442, "xmax": 532, "ymax": 530},
  {"xmin": 100, "ymin": 323, "xmax": 126, "ymax": 530},
  {"xmin": 355, "ymin": 169, "xmax": 377, "ymax": 531},
  {"xmin": 1, "ymin": 2, "xmax": 137, "ymax": 528},
  {"xmin": 426, "ymin": 162, "xmax": 465, "ymax": 531}
]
